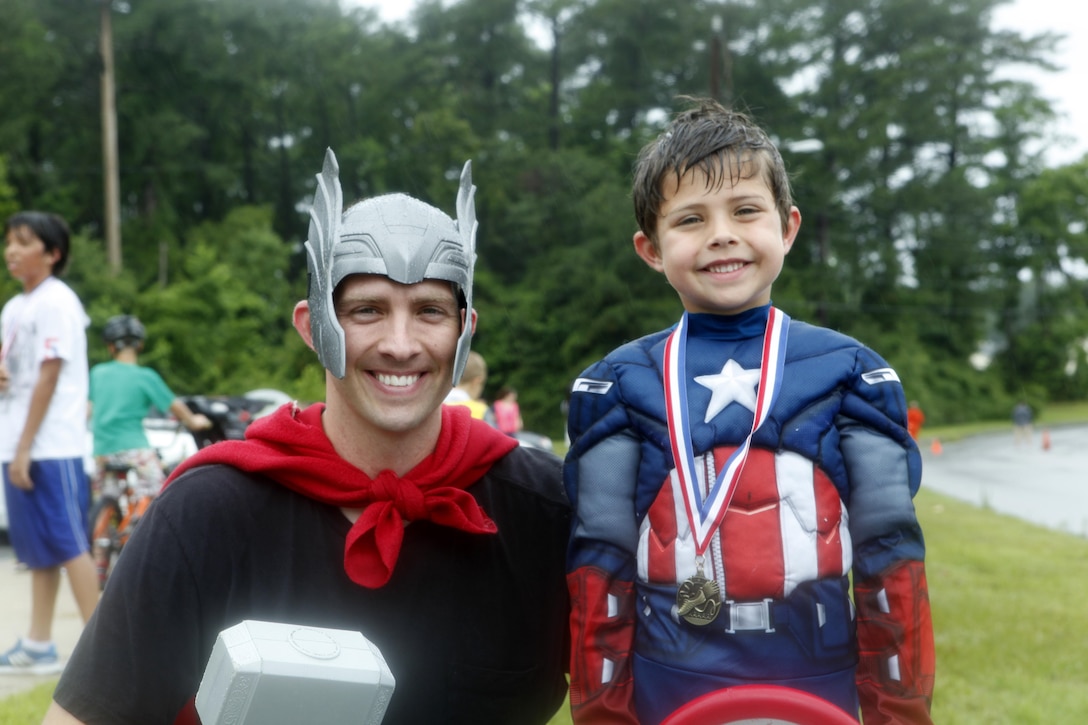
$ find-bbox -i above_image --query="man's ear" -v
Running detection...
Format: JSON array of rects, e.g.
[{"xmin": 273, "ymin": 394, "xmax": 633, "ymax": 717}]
[
  {"xmin": 468, "ymin": 308, "xmax": 478, "ymax": 336},
  {"xmin": 633, "ymin": 231, "xmax": 665, "ymax": 273},
  {"xmin": 293, "ymin": 300, "xmax": 315, "ymax": 350}
]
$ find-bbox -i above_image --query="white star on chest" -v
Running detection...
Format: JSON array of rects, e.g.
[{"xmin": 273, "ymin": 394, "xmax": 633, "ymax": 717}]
[{"xmin": 693, "ymin": 359, "xmax": 761, "ymax": 423}]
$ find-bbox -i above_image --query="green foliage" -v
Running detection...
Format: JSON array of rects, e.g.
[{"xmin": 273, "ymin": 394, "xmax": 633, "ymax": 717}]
[{"xmin": 1, "ymin": 0, "xmax": 1085, "ymax": 427}]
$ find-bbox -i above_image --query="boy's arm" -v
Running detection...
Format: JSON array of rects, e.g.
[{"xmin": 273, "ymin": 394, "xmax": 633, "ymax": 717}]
[
  {"xmin": 168, "ymin": 398, "xmax": 212, "ymax": 431},
  {"xmin": 8, "ymin": 357, "xmax": 62, "ymax": 490},
  {"xmin": 839, "ymin": 352, "xmax": 935, "ymax": 724},
  {"xmin": 565, "ymin": 371, "xmax": 641, "ymax": 725}
]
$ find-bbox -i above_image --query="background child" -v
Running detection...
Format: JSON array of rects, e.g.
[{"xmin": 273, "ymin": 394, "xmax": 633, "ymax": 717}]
[
  {"xmin": 493, "ymin": 385, "xmax": 523, "ymax": 435},
  {"xmin": 1, "ymin": 211, "xmax": 99, "ymax": 673},
  {"xmin": 444, "ymin": 349, "xmax": 496, "ymax": 426},
  {"xmin": 89, "ymin": 314, "xmax": 212, "ymax": 497},
  {"xmin": 564, "ymin": 99, "xmax": 934, "ymax": 724}
]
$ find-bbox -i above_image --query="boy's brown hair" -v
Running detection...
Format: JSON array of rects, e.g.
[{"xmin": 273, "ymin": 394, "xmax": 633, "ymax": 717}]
[{"xmin": 632, "ymin": 97, "xmax": 794, "ymax": 244}]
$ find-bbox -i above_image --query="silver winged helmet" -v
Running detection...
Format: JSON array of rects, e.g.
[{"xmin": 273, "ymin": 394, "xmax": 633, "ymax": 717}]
[{"xmin": 304, "ymin": 148, "xmax": 477, "ymax": 383}]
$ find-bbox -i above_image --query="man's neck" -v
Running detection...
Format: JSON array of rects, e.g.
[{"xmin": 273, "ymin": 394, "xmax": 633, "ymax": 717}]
[{"xmin": 320, "ymin": 402, "xmax": 442, "ymax": 479}]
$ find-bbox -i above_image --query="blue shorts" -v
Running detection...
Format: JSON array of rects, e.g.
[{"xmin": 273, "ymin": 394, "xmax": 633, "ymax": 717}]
[{"xmin": 2, "ymin": 458, "xmax": 90, "ymax": 569}]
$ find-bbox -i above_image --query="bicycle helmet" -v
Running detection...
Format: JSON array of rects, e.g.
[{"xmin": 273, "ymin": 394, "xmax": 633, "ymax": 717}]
[{"xmin": 102, "ymin": 314, "xmax": 146, "ymax": 350}]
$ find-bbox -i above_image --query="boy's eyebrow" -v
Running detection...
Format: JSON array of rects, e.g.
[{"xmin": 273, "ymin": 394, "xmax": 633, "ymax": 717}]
[{"xmin": 662, "ymin": 192, "xmax": 770, "ymax": 214}]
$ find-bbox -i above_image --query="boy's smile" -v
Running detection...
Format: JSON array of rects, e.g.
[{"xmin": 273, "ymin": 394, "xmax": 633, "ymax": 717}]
[{"xmin": 633, "ymin": 165, "xmax": 801, "ymax": 316}]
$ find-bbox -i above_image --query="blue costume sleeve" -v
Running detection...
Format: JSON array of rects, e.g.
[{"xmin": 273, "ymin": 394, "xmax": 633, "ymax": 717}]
[
  {"xmin": 565, "ymin": 358, "xmax": 643, "ymax": 724},
  {"xmin": 837, "ymin": 347, "xmax": 935, "ymax": 723}
]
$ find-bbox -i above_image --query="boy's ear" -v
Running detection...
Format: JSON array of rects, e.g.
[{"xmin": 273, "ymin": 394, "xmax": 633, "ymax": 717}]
[
  {"xmin": 633, "ymin": 231, "xmax": 665, "ymax": 273},
  {"xmin": 782, "ymin": 206, "xmax": 802, "ymax": 254}
]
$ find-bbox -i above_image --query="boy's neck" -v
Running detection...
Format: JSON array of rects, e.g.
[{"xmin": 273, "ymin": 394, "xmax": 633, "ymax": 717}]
[
  {"xmin": 114, "ymin": 348, "xmax": 139, "ymax": 364},
  {"xmin": 21, "ymin": 273, "xmax": 53, "ymax": 294}
]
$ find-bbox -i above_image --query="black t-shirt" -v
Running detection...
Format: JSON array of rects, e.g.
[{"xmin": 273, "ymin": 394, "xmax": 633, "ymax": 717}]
[{"xmin": 55, "ymin": 446, "xmax": 571, "ymax": 724}]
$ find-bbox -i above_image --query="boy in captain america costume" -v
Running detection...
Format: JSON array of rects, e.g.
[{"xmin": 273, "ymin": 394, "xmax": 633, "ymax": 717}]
[{"xmin": 565, "ymin": 99, "xmax": 935, "ymax": 724}]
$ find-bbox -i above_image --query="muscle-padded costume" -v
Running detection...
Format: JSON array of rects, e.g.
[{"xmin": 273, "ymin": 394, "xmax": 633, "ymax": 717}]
[{"xmin": 566, "ymin": 305, "xmax": 934, "ymax": 724}]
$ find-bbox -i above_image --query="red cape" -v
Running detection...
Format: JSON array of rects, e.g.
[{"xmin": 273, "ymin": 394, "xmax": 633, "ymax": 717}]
[{"xmin": 164, "ymin": 401, "xmax": 518, "ymax": 588}]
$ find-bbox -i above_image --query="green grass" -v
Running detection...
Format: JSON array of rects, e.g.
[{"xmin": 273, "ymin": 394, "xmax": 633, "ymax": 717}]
[
  {"xmin": 6, "ymin": 408, "xmax": 1088, "ymax": 723},
  {"xmin": 0, "ymin": 681, "xmax": 55, "ymax": 724}
]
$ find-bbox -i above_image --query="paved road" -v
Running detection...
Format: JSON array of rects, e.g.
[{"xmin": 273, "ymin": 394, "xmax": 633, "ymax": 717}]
[
  {"xmin": 919, "ymin": 423, "xmax": 1088, "ymax": 537},
  {"xmin": 2, "ymin": 423, "xmax": 1085, "ymax": 706},
  {"xmin": 0, "ymin": 543, "xmax": 85, "ymax": 703}
]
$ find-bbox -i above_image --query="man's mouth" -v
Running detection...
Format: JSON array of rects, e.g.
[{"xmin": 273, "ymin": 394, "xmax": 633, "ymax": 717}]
[{"xmin": 376, "ymin": 373, "xmax": 420, "ymax": 387}]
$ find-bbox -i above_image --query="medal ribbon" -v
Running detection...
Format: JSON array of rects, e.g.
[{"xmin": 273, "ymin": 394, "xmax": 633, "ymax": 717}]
[{"xmin": 663, "ymin": 307, "xmax": 790, "ymax": 555}]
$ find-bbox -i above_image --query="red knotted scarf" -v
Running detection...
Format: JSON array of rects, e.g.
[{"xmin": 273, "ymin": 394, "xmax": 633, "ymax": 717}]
[{"xmin": 163, "ymin": 402, "xmax": 517, "ymax": 588}]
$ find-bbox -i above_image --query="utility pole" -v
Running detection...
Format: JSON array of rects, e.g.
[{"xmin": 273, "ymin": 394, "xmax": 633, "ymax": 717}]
[
  {"xmin": 99, "ymin": 0, "xmax": 122, "ymax": 275},
  {"xmin": 710, "ymin": 14, "xmax": 734, "ymax": 109}
]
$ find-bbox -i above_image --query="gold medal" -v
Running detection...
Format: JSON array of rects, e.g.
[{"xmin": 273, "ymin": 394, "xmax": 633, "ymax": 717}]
[{"xmin": 676, "ymin": 564, "xmax": 721, "ymax": 626}]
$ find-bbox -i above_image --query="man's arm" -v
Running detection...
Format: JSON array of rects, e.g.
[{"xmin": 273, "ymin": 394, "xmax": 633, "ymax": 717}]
[
  {"xmin": 8, "ymin": 357, "xmax": 61, "ymax": 490},
  {"xmin": 42, "ymin": 701, "xmax": 86, "ymax": 725}
]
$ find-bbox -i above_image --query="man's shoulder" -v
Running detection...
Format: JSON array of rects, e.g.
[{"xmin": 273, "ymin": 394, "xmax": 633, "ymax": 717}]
[
  {"xmin": 162, "ymin": 463, "xmax": 284, "ymax": 509},
  {"xmin": 485, "ymin": 445, "xmax": 568, "ymax": 508}
]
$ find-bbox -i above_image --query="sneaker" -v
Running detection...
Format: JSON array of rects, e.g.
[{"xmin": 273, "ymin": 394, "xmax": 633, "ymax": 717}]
[{"xmin": 0, "ymin": 639, "xmax": 64, "ymax": 675}]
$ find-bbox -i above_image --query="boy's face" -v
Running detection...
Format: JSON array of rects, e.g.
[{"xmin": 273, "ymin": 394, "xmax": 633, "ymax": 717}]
[
  {"xmin": 633, "ymin": 165, "xmax": 801, "ymax": 316},
  {"xmin": 4, "ymin": 224, "xmax": 59, "ymax": 291}
]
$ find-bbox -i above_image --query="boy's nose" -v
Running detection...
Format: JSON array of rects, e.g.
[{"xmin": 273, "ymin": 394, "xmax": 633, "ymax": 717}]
[{"xmin": 707, "ymin": 219, "xmax": 739, "ymax": 247}]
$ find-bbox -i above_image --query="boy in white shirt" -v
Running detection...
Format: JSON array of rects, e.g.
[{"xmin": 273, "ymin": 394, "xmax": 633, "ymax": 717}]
[{"xmin": 1, "ymin": 211, "xmax": 99, "ymax": 673}]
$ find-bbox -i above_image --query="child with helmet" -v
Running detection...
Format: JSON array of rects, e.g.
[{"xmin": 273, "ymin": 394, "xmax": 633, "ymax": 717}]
[{"xmin": 89, "ymin": 314, "xmax": 212, "ymax": 497}]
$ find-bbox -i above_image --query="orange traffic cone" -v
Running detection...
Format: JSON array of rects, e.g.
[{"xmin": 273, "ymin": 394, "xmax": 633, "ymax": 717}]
[
  {"xmin": 930, "ymin": 438, "xmax": 943, "ymax": 455},
  {"xmin": 1042, "ymin": 429, "xmax": 1051, "ymax": 451}
]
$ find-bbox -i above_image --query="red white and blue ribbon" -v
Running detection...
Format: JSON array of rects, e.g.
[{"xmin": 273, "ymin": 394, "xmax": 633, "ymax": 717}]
[{"xmin": 663, "ymin": 307, "xmax": 790, "ymax": 555}]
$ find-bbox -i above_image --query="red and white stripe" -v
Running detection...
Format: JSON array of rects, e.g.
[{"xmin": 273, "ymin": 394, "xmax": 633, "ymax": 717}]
[{"xmin": 638, "ymin": 446, "xmax": 850, "ymax": 598}]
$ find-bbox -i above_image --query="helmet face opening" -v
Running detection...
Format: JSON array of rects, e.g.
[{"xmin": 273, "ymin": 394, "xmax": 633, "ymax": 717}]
[
  {"xmin": 304, "ymin": 149, "xmax": 477, "ymax": 383},
  {"xmin": 102, "ymin": 314, "xmax": 146, "ymax": 350}
]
